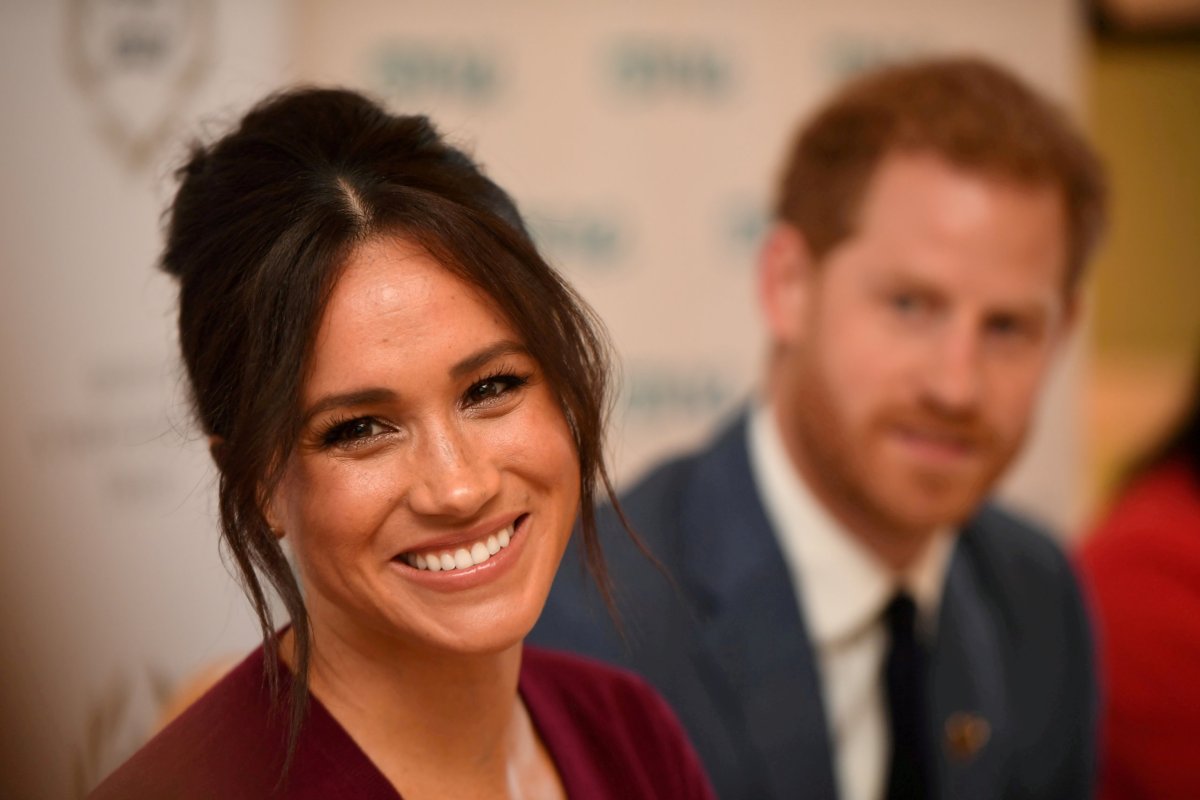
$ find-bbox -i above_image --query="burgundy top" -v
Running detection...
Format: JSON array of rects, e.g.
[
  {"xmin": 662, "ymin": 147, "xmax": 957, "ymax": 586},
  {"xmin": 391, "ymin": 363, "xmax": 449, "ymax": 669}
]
[{"xmin": 90, "ymin": 644, "xmax": 715, "ymax": 799}]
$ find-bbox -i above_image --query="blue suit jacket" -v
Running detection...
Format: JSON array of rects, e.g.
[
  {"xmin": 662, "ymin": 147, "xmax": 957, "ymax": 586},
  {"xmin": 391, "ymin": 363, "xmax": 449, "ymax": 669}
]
[{"xmin": 530, "ymin": 414, "xmax": 1096, "ymax": 800}]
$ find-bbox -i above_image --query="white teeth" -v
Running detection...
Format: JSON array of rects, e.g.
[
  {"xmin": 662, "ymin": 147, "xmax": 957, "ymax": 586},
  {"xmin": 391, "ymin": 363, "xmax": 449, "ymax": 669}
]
[{"xmin": 403, "ymin": 523, "xmax": 518, "ymax": 572}]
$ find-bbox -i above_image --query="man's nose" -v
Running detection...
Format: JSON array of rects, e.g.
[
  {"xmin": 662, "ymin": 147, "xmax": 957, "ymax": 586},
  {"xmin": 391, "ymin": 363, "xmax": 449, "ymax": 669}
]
[
  {"xmin": 922, "ymin": 320, "xmax": 983, "ymax": 415},
  {"xmin": 405, "ymin": 422, "xmax": 500, "ymax": 519}
]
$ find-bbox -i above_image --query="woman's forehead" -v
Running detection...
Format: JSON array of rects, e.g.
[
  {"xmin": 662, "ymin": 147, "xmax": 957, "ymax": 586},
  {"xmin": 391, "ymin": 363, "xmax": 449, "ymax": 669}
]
[{"xmin": 304, "ymin": 238, "xmax": 524, "ymax": 395}]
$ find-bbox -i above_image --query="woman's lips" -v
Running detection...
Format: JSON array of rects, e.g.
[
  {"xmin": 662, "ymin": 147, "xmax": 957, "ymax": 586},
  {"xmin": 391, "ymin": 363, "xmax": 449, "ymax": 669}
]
[{"xmin": 395, "ymin": 515, "xmax": 525, "ymax": 573}]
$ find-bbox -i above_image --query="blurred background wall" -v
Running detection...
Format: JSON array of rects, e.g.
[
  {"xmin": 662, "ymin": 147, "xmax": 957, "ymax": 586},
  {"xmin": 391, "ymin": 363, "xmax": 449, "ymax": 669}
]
[
  {"xmin": 1084, "ymin": 33, "xmax": 1200, "ymax": 507},
  {"xmin": 1, "ymin": 3, "xmax": 290, "ymax": 796},
  {"xmin": 0, "ymin": 1, "xmax": 1194, "ymax": 797}
]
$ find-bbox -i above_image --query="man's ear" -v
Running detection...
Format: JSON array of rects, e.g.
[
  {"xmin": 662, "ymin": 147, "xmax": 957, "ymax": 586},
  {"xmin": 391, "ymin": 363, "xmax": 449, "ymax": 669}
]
[
  {"xmin": 1060, "ymin": 287, "xmax": 1083, "ymax": 341},
  {"xmin": 758, "ymin": 222, "xmax": 816, "ymax": 346}
]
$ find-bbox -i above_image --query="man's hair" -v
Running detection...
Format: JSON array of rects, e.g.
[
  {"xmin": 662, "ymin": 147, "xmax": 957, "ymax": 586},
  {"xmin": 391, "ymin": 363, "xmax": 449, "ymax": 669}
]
[{"xmin": 774, "ymin": 55, "xmax": 1107, "ymax": 287}]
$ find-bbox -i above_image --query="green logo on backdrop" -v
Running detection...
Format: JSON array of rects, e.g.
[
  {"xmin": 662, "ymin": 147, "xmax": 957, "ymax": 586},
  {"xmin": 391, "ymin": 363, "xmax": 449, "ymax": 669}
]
[
  {"xmin": 724, "ymin": 198, "xmax": 769, "ymax": 257},
  {"xmin": 609, "ymin": 39, "xmax": 733, "ymax": 101},
  {"xmin": 527, "ymin": 208, "xmax": 628, "ymax": 274},
  {"xmin": 623, "ymin": 364, "xmax": 737, "ymax": 419},
  {"xmin": 370, "ymin": 42, "xmax": 499, "ymax": 103},
  {"xmin": 824, "ymin": 36, "xmax": 926, "ymax": 79}
]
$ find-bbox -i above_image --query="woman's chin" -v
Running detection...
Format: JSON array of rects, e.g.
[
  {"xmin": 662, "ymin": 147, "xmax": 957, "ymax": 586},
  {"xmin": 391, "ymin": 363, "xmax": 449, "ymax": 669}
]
[{"xmin": 413, "ymin": 606, "xmax": 542, "ymax": 659}]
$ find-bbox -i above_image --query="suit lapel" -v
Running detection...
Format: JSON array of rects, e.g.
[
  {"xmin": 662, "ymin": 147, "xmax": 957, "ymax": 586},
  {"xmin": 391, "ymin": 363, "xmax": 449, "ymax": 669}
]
[
  {"xmin": 930, "ymin": 528, "xmax": 1009, "ymax": 800},
  {"xmin": 676, "ymin": 417, "xmax": 839, "ymax": 800}
]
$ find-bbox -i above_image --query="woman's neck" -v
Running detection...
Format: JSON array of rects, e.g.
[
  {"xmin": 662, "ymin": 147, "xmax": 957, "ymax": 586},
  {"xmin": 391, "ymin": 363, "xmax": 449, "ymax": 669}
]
[{"xmin": 281, "ymin": 623, "xmax": 544, "ymax": 798}]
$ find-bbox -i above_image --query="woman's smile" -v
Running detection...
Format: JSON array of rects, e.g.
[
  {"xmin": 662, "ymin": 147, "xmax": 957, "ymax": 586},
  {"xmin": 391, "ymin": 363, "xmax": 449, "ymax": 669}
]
[{"xmin": 391, "ymin": 513, "xmax": 532, "ymax": 591}]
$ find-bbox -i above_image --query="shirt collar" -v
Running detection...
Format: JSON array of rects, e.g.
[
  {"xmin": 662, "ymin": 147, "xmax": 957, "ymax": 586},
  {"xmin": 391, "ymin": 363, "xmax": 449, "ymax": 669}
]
[{"xmin": 747, "ymin": 402, "xmax": 955, "ymax": 645}]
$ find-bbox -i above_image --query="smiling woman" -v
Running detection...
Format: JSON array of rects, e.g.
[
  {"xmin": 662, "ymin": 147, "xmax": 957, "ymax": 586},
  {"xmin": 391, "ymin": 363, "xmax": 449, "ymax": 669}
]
[
  {"xmin": 272, "ymin": 239, "xmax": 582, "ymax": 660},
  {"xmin": 89, "ymin": 88, "xmax": 714, "ymax": 799}
]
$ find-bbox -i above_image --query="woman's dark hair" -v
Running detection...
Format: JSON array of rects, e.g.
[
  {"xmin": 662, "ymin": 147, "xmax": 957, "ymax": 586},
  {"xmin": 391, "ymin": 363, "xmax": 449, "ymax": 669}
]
[
  {"xmin": 162, "ymin": 87, "xmax": 624, "ymax": 758},
  {"xmin": 1127, "ymin": 345, "xmax": 1200, "ymax": 484}
]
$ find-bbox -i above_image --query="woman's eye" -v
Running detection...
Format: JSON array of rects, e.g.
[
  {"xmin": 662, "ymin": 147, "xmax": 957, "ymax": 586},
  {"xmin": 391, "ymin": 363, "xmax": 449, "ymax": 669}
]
[
  {"xmin": 465, "ymin": 374, "xmax": 528, "ymax": 407},
  {"xmin": 324, "ymin": 417, "xmax": 387, "ymax": 446}
]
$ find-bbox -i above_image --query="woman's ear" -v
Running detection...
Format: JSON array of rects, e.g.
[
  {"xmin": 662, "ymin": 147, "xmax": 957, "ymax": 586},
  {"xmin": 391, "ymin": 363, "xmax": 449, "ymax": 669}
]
[
  {"xmin": 211, "ymin": 434, "xmax": 287, "ymax": 539},
  {"xmin": 262, "ymin": 487, "xmax": 287, "ymax": 539},
  {"xmin": 758, "ymin": 222, "xmax": 816, "ymax": 347},
  {"xmin": 208, "ymin": 435, "xmax": 226, "ymax": 470}
]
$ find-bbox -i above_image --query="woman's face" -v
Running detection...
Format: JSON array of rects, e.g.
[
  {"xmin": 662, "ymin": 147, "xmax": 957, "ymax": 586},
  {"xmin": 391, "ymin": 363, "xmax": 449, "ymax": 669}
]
[{"xmin": 267, "ymin": 236, "xmax": 581, "ymax": 658}]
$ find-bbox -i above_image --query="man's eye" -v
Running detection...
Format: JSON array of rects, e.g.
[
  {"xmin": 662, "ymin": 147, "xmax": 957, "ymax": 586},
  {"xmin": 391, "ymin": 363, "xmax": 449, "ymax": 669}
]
[
  {"xmin": 986, "ymin": 314, "xmax": 1038, "ymax": 341},
  {"xmin": 890, "ymin": 292, "xmax": 926, "ymax": 315},
  {"xmin": 989, "ymin": 317, "xmax": 1018, "ymax": 335}
]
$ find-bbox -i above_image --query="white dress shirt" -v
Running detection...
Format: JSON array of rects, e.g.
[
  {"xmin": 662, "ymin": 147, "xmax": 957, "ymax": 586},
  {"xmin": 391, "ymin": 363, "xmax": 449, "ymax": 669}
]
[{"xmin": 747, "ymin": 403, "xmax": 955, "ymax": 800}]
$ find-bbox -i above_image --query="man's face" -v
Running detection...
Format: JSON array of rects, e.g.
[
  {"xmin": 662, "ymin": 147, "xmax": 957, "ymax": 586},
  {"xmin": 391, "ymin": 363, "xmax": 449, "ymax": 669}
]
[{"xmin": 764, "ymin": 151, "xmax": 1074, "ymax": 546}]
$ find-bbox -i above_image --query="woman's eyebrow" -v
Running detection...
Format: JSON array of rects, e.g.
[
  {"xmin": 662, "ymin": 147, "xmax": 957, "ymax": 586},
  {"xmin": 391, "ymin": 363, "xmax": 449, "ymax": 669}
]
[
  {"xmin": 302, "ymin": 388, "xmax": 396, "ymax": 426},
  {"xmin": 449, "ymin": 340, "xmax": 529, "ymax": 380}
]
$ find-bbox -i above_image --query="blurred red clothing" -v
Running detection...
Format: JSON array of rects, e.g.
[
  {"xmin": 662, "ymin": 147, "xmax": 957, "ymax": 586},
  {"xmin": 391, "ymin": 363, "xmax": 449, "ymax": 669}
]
[{"xmin": 1078, "ymin": 459, "xmax": 1200, "ymax": 800}]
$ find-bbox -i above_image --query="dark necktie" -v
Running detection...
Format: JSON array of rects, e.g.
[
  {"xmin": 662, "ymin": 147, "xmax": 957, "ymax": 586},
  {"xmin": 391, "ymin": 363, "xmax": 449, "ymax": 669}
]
[{"xmin": 884, "ymin": 591, "xmax": 931, "ymax": 800}]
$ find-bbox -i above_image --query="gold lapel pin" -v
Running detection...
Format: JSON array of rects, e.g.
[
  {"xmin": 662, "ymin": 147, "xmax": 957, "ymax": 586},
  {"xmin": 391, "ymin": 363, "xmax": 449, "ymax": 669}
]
[{"xmin": 944, "ymin": 712, "xmax": 991, "ymax": 761}]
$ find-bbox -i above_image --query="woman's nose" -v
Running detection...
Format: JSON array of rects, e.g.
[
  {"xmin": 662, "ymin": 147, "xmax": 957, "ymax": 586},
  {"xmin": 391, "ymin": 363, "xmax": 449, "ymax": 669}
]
[{"xmin": 405, "ymin": 423, "xmax": 500, "ymax": 519}]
